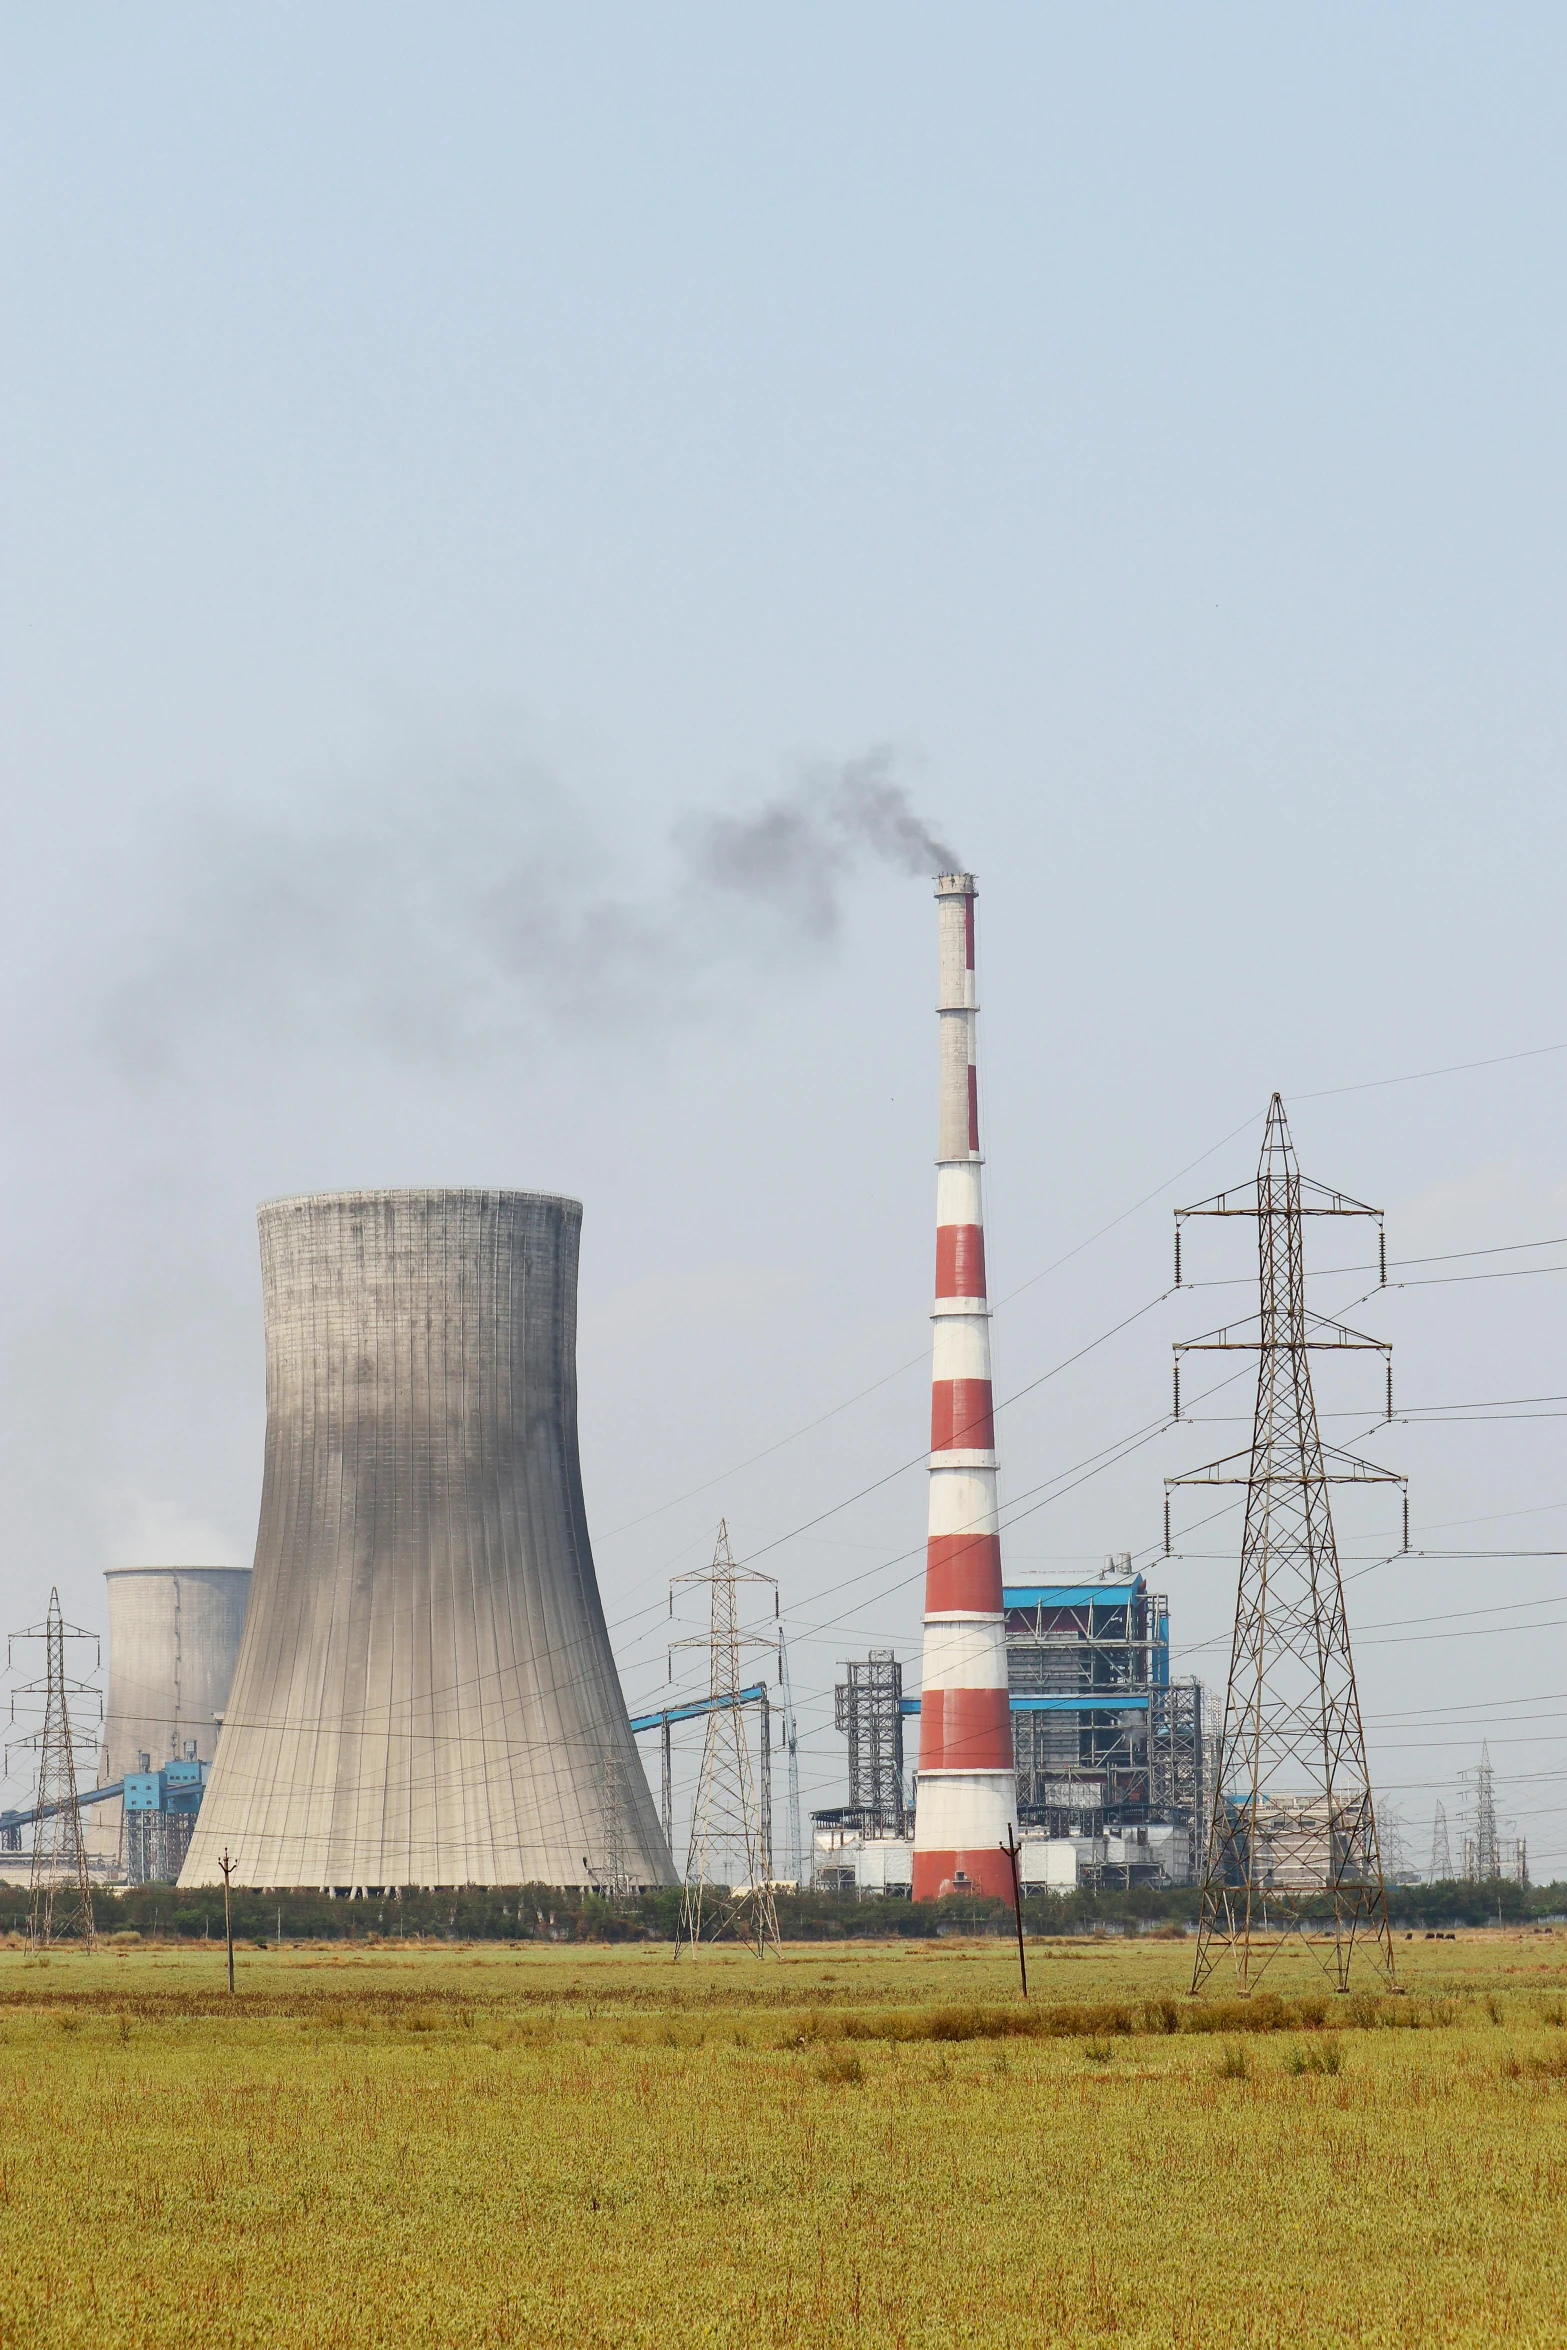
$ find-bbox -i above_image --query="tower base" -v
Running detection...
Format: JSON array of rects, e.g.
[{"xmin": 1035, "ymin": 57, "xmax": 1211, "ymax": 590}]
[{"xmin": 911, "ymin": 1846, "xmax": 1017, "ymax": 1904}]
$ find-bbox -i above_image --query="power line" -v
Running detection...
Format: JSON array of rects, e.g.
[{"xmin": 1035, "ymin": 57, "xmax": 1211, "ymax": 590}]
[
  {"xmin": 1185, "ymin": 1233, "xmax": 1567, "ymax": 1289},
  {"xmin": 596, "ymin": 1106, "xmax": 1269, "ymax": 1547},
  {"xmin": 1294, "ymin": 1039, "xmax": 1567, "ymax": 1101}
]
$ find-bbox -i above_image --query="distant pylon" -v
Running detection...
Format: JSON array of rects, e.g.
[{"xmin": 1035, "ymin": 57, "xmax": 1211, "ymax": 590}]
[
  {"xmin": 601, "ymin": 1745, "xmax": 631, "ymax": 1900},
  {"xmin": 1430, "ymin": 1801, "xmax": 1452, "ymax": 1883},
  {"xmin": 1168, "ymin": 1095, "xmax": 1402, "ymax": 1994},
  {"xmin": 672, "ymin": 1523, "xmax": 780, "ymax": 1955},
  {"xmin": 1379, "ymin": 1804, "xmax": 1414, "ymax": 1887},
  {"xmin": 1466, "ymin": 1745, "xmax": 1499, "ymax": 1882},
  {"xmin": 9, "ymin": 1590, "xmax": 100, "ymax": 1950}
]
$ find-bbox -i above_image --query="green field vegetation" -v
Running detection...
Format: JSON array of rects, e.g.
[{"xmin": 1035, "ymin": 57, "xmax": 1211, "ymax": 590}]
[
  {"xmin": 3, "ymin": 1931, "xmax": 1566, "ymax": 2347},
  {"xmin": 0, "ymin": 1873, "xmax": 1553, "ymax": 1944}
]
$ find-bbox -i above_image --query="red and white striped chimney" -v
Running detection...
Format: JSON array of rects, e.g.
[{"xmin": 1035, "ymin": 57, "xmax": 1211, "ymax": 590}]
[{"xmin": 911, "ymin": 872, "xmax": 1018, "ymax": 1903}]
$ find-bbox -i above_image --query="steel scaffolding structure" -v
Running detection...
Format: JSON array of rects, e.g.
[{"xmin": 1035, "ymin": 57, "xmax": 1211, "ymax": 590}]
[
  {"xmin": 833, "ymin": 1652, "xmax": 906, "ymax": 1835},
  {"xmin": 1149, "ymin": 1678, "xmax": 1209, "ymax": 1882}
]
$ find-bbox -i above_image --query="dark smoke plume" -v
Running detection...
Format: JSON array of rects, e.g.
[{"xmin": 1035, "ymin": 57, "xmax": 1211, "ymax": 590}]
[
  {"xmin": 88, "ymin": 744, "xmax": 959, "ymax": 1079},
  {"xmin": 684, "ymin": 749, "xmax": 958, "ymax": 941}
]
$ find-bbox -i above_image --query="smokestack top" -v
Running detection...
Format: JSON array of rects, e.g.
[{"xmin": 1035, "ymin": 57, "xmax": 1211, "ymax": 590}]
[{"xmin": 934, "ymin": 871, "xmax": 977, "ymax": 898}]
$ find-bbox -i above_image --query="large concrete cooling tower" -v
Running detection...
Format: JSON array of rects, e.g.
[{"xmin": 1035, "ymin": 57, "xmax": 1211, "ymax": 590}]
[{"xmin": 180, "ymin": 1189, "xmax": 673, "ymax": 1891}]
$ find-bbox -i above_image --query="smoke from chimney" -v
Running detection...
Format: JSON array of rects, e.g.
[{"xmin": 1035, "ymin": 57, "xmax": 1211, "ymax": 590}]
[{"xmin": 85, "ymin": 742, "xmax": 959, "ymax": 1079}]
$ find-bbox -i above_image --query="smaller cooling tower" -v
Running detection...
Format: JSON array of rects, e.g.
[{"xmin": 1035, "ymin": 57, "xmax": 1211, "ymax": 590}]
[
  {"xmin": 88, "ymin": 1566, "xmax": 251, "ymax": 1865},
  {"xmin": 102, "ymin": 1566, "xmax": 252, "ymax": 1780}
]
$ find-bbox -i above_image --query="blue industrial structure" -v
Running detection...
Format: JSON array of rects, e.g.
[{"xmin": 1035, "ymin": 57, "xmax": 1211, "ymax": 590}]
[
  {"xmin": 1, "ymin": 1776, "xmax": 125, "ymax": 1853},
  {"xmin": 122, "ymin": 1756, "xmax": 210, "ymax": 1883},
  {"xmin": 1000, "ymin": 1572, "xmax": 1171, "ymax": 1835},
  {"xmin": 0, "ymin": 1753, "xmax": 211, "ymax": 1882},
  {"xmin": 628, "ymin": 1684, "xmax": 771, "ymax": 1871},
  {"xmin": 898, "ymin": 1569, "xmax": 1204, "ymax": 1859}
]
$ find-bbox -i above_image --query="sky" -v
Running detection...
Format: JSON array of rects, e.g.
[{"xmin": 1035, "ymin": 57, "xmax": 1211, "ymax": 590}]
[{"xmin": 3, "ymin": 7, "xmax": 1565, "ymax": 1871}]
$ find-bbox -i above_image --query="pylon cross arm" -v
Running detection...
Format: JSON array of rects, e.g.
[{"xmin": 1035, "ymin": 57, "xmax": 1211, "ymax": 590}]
[
  {"xmin": 1174, "ymin": 1178, "xmax": 1380, "ymax": 1222},
  {"xmin": 1166, "ymin": 1450, "xmax": 1253, "ymax": 1488}
]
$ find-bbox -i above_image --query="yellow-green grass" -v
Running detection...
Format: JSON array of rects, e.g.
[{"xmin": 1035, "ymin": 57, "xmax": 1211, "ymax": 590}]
[{"xmin": 3, "ymin": 1930, "xmax": 1567, "ymax": 2347}]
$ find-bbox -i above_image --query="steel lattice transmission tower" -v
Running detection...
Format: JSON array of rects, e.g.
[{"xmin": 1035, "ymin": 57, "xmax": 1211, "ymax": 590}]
[
  {"xmin": 1465, "ymin": 1745, "xmax": 1499, "ymax": 1882},
  {"xmin": 1168, "ymin": 1095, "xmax": 1402, "ymax": 1995},
  {"xmin": 600, "ymin": 1746, "xmax": 632, "ymax": 1900},
  {"xmin": 673, "ymin": 1523, "xmax": 780, "ymax": 1955},
  {"xmin": 8, "ymin": 1590, "xmax": 101, "ymax": 1950},
  {"xmin": 1429, "ymin": 1801, "xmax": 1452, "ymax": 1883}
]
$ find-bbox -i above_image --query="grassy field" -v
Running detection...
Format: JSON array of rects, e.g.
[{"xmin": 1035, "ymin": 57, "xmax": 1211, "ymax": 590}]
[{"xmin": 2, "ymin": 1929, "xmax": 1565, "ymax": 2348}]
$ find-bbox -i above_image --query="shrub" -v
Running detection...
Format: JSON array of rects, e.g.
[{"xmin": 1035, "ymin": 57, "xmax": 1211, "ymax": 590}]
[{"xmin": 1287, "ymin": 2040, "xmax": 1344, "ymax": 2077}]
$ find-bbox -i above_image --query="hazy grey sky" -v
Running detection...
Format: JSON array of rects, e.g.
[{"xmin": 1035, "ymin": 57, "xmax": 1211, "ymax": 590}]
[{"xmin": 4, "ymin": 9, "xmax": 1565, "ymax": 1866}]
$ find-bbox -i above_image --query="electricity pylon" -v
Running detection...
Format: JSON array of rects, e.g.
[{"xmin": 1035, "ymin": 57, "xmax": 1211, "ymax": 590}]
[
  {"xmin": 1429, "ymin": 1801, "xmax": 1452, "ymax": 1883},
  {"xmin": 1168, "ymin": 1095, "xmax": 1400, "ymax": 1995},
  {"xmin": 1464, "ymin": 1745, "xmax": 1500, "ymax": 1881},
  {"xmin": 672, "ymin": 1522, "xmax": 780, "ymax": 1955},
  {"xmin": 601, "ymin": 1745, "xmax": 631, "ymax": 1900},
  {"xmin": 9, "ymin": 1590, "xmax": 100, "ymax": 1950}
]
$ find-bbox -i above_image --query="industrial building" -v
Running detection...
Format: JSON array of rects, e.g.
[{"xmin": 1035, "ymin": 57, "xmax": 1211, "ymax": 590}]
[
  {"xmin": 179, "ymin": 1188, "xmax": 675, "ymax": 1892},
  {"xmin": 814, "ymin": 1574, "xmax": 1213, "ymax": 1893},
  {"xmin": 1007, "ymin": 1562, "xmax": 1166, "ymax": 1827},
  {"xmin": 1006, "ymin": 1560, "xmax": 1213, "ymax": 1878},
  {"xmin": 122, "ymin": 1755, "xmax": 210, "ymax": 1884}
]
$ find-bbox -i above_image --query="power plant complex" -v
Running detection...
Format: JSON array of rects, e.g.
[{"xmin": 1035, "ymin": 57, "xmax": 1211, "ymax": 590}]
[{"xmin": 2, "ymin": 867, "xmax": 1390, "ymax": 1931}]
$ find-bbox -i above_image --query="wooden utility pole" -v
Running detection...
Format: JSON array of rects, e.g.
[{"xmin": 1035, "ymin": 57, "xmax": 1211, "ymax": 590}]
[
  {"xmin": 1003, "ymin": 1823, "xmax": 1028, "ymax": 1999},
  {"xmin": 219, "ymin": 1849, "xmax": 235, "ymax": 1994}
]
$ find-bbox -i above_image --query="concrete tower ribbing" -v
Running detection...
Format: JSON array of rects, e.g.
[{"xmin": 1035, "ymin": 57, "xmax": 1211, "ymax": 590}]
[
  {"xmin": 911, "ymin": 874, "xmax": 1018, "ymax": 1903},
  {"xmin": 179, "ymin": 1189, "xmax": 674, "ymax": 1891}
]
